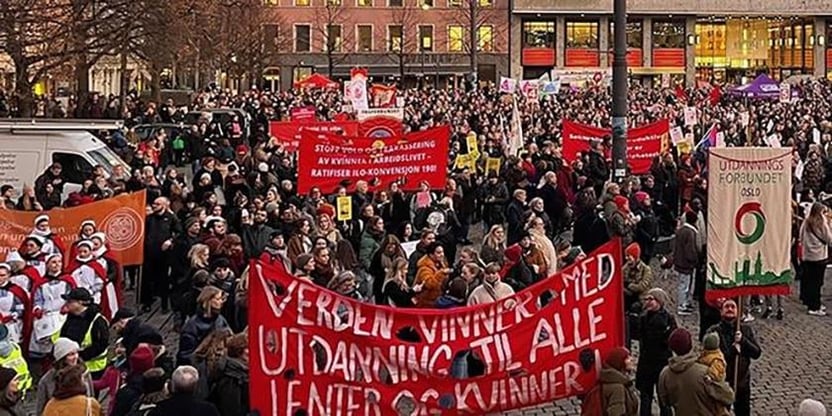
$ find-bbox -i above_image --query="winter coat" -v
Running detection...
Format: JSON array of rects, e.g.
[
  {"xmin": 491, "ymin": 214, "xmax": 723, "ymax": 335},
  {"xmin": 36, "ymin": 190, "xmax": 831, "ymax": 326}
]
[
  {"xmin": 148, "ymin": 393, "xmax": 220, "ymax": 416},
  {"xmin": 633, "ymin": 206, "xmax": 659, "ymax": 259},
  {"xmin": 241, "ymin": 223, "xmax": 275, "ymax": 260},
  {"xmin": 598, "ymin": 367, "xmax": 639, "ymax": 416},
  {"xmin": 467, "ymin": 281, "xmax": 515, "ymax": 306},
  {"xmin": 622, "ymin": 261, "xmax": 652, "ymax": 300},
  {"xmin": 113, "ymin": 374, "xmax": 144, "ymax": 416},
  {"xmin": 58, "ymin": 304, "xmax": 110, "ymax": 364},
  {"xmin": 706, "ymin": 320, "xmax": 762, "ymax": 393},
  {"xmin": 677, "ymin": 165, "xmax": 697, "ymax": 202},
  {"xmin": 358, "ymin": 229, "xmax": 384, "ymax": 272},
  {"xmin": 658, "ymin": 352, "xmax": 735, "ymax": 416},
  {"xmin": 539, "ymin": 183, "xmax": 568, "ymax": 228},
  {"xmin": 34, "ymin": 367, "xmax": 94, "ymax": 416},
  {"xmin": 176, "ymin": 311, "xmax": 229, "ymax": 366},
  {"xmin": 209, "ymin": 357, "xmax": 249, "ymax": 416},
  {"xmin": 480, "ymin": 181, "xmax": 509, "ymax": 225},
  {"xmin": 672, "ymin": 224, "xmax": 699, "ymax": 273},
  {"xmin": 479, "ymin": 243, "xmax": 505, "ymax": 265},
  {"xmin": 636, "ymin": 308, "xmax": 677, "ymax": 390},
  {"xmin": 43, "ymin": 395, "xmax": 104, "ymax": 416},
  {"xmin": 435, "ymin": 295, "xmax": 466, "ymax": 309},
  {"xmin": 505, "ymin": 200, "xmax": 527, "ymax": 245},
  {"xmin": 413, "ymin": 255, "xmax": 448, "ymax": 307}
]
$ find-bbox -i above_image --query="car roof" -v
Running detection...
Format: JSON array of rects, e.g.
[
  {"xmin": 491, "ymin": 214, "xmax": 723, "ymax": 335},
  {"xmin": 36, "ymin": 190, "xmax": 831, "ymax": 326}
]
[{"xmin": 0, "ymin": 130, "xmax": 108, "ymax": 148}]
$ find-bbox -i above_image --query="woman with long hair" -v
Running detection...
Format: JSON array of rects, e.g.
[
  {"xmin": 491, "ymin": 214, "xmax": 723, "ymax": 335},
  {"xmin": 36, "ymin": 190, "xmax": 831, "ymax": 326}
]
[
  {"xmin": 799, "ymin": 202, "xmax": 832, "ymax": 316},
  {"xmin": 480, "ymin": 225, "xmax": 507, "ymax": 265},
  {"xmin": 177, "ymin": 286, "xmax": 230, "ymax": 366},
  {"xmin": 528, "ymin": 216, "xmax": 558, "ymax": 277},
  {"xmin": 316, "ymin": 213, "xmax": 342, "ymax": 246},
  {"xmin": 369, "ymin": 235, "xmax": 407, "ymax": 303},
  {"xmin": 381, "ymin": 258, "xmax": 422, "ymax": 307},
  {"xmin": 286, "ymin": 219, "xmax": 313, "ymax": 268}
]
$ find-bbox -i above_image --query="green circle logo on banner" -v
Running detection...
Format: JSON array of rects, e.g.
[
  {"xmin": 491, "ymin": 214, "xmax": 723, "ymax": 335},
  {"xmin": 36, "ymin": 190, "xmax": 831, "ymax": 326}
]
[{"xmin": 734, "ymin": 201, "xmax": 766, "ymax": 245}]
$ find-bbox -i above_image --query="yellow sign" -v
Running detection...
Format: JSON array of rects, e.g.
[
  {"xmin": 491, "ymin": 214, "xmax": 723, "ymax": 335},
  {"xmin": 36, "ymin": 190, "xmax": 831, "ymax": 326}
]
[
  {"xmin": 485, "ymin": 157, "xmax": 501, "ymax": 175},
  {"xmin": 454, "ymin": 153, "xmax": 477, "ymax": 171},
  {"xmin": 336, "ymin": 196, "xmax": 352, "ymax": 221},
  {"xmin": 466, "ymin": 132, "xmax": 479, "ymax": 154}
]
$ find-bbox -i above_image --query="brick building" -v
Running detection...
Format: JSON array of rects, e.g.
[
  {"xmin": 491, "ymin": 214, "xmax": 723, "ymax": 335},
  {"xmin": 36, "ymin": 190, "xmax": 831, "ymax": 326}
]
[
  {"xmin": 510, "ymin": 0, "xmax": 832, "ymax": 86},
  {"xmin": 261, "ymin": 0, "xmax": 510, "ymax": 90}
]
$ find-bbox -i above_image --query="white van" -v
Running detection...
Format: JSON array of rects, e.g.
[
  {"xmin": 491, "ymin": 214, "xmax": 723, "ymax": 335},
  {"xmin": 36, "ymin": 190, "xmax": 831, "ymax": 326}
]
[{"xmin": 0, "ymin": 119, "xmax": 131, "ymax": 201}]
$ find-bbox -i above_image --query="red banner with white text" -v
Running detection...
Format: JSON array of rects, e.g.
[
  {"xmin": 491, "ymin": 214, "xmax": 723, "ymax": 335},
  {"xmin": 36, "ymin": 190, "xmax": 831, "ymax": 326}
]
[
  {"xmin": 290, "ymin": 106, "xmax": 317, "ymax": 123},
  {"xmin": 269, "ymin": 121, "xmax": 359, "ymax": 153},
  {"xmin": 296, "ymin": 126, "xmax": 450, "ymax": 193},
  {"xmin": 561, "ymin": 119, "xmax": 667, "ymax": 174},
  {"xmin": 249, "ymin": 239, "xmax": 624, "ymax": 415}
]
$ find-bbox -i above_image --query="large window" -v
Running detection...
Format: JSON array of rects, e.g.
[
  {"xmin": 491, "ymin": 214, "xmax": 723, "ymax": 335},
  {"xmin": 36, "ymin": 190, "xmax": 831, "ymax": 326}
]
[
  {"xmin": 326, "ymin": 25, "xmax": 342, "ymax": 52},
  {"xmin": 419, "ymin": 25, "xmax": 433, "ymax": 51},
  {"xmin": 388, "ymin": 25, "xmax": 403, "ymax": 51},
  {"xmin": 357, "ymin": 25, "xmax": 373, "ymax": 52},
  {"xmin": 566, "ymin": 20, "xmax": 599, "ymax": 48},
  {"xmin": 609, "ymin": 20, "xmax": 643, "ymax": 49},
  {"xmin": 448, "ymin": 25, "xmax": 464, "ymax": 52},
  {"xmin": 652, "ymin": 20, "xmax": 685, "ymax": 48},
  {"xmin": 523, "ymin": 21, "xmax": 555, "ymax": 48},
  {"xmin": 478, "ymin": 25, "xmax": 494, "ymax": 51},
  {"xmin": 263, "ymin": 24, "xmax": 279, "ymax": 52},
  {"xmin": 295, "ymin": 25, "xmax": 311, "ymax": 52}
]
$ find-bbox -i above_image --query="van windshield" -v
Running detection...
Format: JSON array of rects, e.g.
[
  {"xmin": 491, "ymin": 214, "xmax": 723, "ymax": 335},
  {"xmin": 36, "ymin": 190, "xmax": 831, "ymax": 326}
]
[{"xmin": 89, "ymin": 146, "xmax": 129, "ymax": 175}]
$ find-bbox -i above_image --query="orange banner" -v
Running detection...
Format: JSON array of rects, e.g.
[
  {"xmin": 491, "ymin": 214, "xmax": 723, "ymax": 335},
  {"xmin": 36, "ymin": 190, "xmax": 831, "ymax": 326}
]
[{"xmin": 0, "ymin": 191, "xmax": 147, "ymax": 266}]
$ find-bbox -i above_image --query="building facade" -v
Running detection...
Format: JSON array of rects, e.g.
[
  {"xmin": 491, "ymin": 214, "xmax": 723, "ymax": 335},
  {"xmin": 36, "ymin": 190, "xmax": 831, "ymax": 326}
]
[
  {"xmin": 262, "ymin": 0, "xmax": 510, "ymax": 90},
  {"xmin": 510, "ymin": 0, "xmax": 831, "ymax": 85}
]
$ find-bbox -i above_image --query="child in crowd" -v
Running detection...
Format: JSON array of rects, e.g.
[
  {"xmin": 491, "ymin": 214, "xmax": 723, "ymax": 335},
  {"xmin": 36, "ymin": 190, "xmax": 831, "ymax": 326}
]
[{"xmin": 699, "ymin": 332, "xmax": 729, "ymax": 416}]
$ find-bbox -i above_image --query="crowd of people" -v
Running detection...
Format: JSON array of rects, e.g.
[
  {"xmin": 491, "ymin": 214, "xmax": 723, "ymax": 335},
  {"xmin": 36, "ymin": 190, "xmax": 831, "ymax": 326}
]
[{"xmin": 0, "ymin": 76, "xmax": 828, "ymax": 415}]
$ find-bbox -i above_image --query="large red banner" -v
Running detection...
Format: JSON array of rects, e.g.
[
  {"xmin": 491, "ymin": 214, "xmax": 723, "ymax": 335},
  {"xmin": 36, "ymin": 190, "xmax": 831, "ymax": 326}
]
[
  {"xmin": 296, "ymin": 126, "xmax": 450, "ymax": 193},
  {"xmin": 269, "ymin": 121, "xmax": 359, "ymax": 152},
  {"xmin": 561, "ymin": 119, "xmax": 668, "ymax": 174},
  {"xmin": 249, "ymin": 239, "xmax": 624, "ymax": 415}
]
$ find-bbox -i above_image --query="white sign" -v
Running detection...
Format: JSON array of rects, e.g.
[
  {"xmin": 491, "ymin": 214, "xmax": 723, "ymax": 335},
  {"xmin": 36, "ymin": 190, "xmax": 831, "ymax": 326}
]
[
  {"xmin": 779, "ymin": 83, "xmax": 791, "ymax": 103},
  {"xmin": 739, "ymin": 111, "xmax": 750, "ymax": 127},
  {"xmin": 356, "ymin": 108, "xmax": 404, "ymax": 121},
  {"xmin": 670, "ymin": 126, "xmax": 684, "ymax": 144},
  {"xmin": 684, "ymin": 107, "xmax": 697, "ymax": 127}
]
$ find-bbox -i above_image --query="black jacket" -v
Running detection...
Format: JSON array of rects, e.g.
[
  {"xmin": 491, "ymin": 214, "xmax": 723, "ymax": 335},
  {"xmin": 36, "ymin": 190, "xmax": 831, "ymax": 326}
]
[
  {"xmin": 121, "ymin": 318, "xmax": 164, "ymax": 357},
  {"xmin": 707, "ymin": 319, "xmax": 762, "ymax": 393},
  {"xmin": 636, "ymin": 308, "xmax": 677, "ymax": 390},
  {"xmin": 113, "ymin": 373, "xmax": 143, "ymax": 416},
  {"xmin": 505, "ymin": 199, "xmax": 527, "ymax": 245},
  {"xmin": 148, "ymin": 393, "xmax": 220, "ymax": 416},
  {"xmin": 144, "ymin": 211, "xmax": 181, "ymax": 258},
  {"xmin": 241, "ymin": 223, "xmax": 275, "ymax": 260},
  {"xmin": 59, "ymin": 304, "xmax": 110, "ymax": 363},
  {"xmin": 209, "ymin": 357, "xmax": 249, "ymax": 416},
  {"xmin": 177, "ymin": 311, "xmax": 229, "ymax": 366},
  {"xmin": 170, "ymin": 233, "xmax": 200, "ymax": 283}
]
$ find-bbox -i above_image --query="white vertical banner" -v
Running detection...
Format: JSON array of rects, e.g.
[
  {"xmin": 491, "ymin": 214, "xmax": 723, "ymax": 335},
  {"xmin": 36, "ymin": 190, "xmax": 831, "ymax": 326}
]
[
  {"xmin": 706, "ymin": 148, "xmax": 792, "ymax": 300},
  {"xmin": 684, "ymin": 107, "xmax": 697, "ymax": 126}
]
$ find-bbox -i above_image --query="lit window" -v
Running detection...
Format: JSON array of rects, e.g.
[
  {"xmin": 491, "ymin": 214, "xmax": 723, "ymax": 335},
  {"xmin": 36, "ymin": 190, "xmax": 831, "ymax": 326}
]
[
  {"xmin": 389, "ymin": 25, "xmax": 403, "ymax": 51},
  {"xmin": 419, "ymin": 0, "xmax": 433, "ymax": 8},
  {"xmin": 652, "ymin": 20, "xmax": 685, "ymax": 48},
  {"xmin": 478, "ymin": 25, "xmax": 493, "ymax": 51},
  {"xmin": 448, "ymin": 0, "xmax": 461, "ymax": 6},
  {"xmin": 609, "ymin": 20, "xmax": 643, "ymax": 49},
  {"xmin": 523, "ymin": 21, "xmax": 555, "ymax": 48},
  {"xmin": 566, "ymin": 20, "xmax": 599, "ymax": 48},
  {"xmin": 479, "ymin": 0, "xmax": 492, "ymax": 6},
  {"xmin": 419, "ymin": 25, "xmax": 433, "ymax": 51},
  {"xmin": 295, "ymin": 0, "xmax": 310, "ymax": 6},
  {"xmin": 358, "ymin": 0, "xmax": 371, "ymax": 6},
  {"xmin": 448, "ymin": 26, "xmax": 464, "ymax": 52},
  {"xmin": 263, "ymin": 0, "xmax": 279, "ymax": 5},
  {"xmin": 358, "ymin": 25, "xmax": 373, "ymax": 52}
]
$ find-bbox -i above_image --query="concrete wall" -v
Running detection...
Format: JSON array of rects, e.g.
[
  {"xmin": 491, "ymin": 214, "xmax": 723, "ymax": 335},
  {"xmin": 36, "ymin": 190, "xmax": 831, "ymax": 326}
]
[{"xmin": 514, "ymin": 0, "xmax": 832, "ymax": 15}]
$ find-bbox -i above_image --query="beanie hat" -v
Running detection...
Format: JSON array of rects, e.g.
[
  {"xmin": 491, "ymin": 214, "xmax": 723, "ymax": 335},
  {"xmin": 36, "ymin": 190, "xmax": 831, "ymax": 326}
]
[
  {"xmin": 798, "ymin": 399, "xmax": 827, "ymax": 416},
  {"xmin": 703, "ymin": 332, "xmax": 720, "ymax": 351},
  {"xmin": 129, "ymin": 345, "xmax": 156, "ymax": 375},
  {"xmin": 184, "ymin": 216, "xmax": 200, "ymax": 230},
  {"xmin": 603, "ymin": 347, "xmax": 630, "ymax": 372},
  {"xmin": 0, "ymin": 367, "xmax": 15, "ymax": 390},
  {"xmin": 634, "ymin": 191, "xmax": 650, "ymax": 205},
  {"xmin": 53, "ymin": 338, "xmax": 80, "ymax": 362},
  {"xmin": 668, "ymin": 328, "xmax": 693, "ymax": 356},
  {"xmin": 296, "ymin": 253, "xmax": 314, "ymax": 270},
  {"xmin": 625, "ymin": 242, "xmax": 641, "ymax": 260},
  {"xmin": 645, "ymin": 287, "xmax": 670, "ymax": 307}
]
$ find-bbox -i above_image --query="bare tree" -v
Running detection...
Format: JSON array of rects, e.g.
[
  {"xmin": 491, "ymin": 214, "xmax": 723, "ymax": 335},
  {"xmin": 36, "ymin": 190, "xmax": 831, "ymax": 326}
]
[
  {"xmin": 450, "ymin": 0, "xmax": 502, "ymax": 82},
  {"xmin": 0, "ymin": 0, "xmax": 132, "ymax": 116},
  {"xmin": 388, "ymin": 4, "xmax": 420, "ymax": 81},
  {"xmin": 314, "ymin": 1, "xmax": 350, "ymax": 78}
]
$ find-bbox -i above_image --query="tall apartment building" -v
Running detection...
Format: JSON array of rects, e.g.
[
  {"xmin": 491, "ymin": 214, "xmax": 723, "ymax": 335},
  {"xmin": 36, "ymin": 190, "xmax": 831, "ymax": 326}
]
[
  {"xmin": 510, "ymin": 0, "xmax": 831, "ymax": 86},
  {"xmin": 261, "ymin": 0, "xmax": 510, "ymax": 90}
]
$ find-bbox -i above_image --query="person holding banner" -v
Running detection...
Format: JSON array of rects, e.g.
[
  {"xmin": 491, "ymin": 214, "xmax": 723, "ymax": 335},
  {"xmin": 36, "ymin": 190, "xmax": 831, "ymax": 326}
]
[{"xmin": 30, "ymin": 254, "xmax": 74, "ymax": 357}]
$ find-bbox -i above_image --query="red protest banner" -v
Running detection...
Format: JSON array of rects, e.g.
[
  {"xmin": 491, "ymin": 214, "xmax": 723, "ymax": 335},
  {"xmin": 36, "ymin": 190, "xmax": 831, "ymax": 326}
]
[
  {"xmin": 561, "ymin": 119, "xmax": 667, "ymax": 175},
  {"xmin": 249, "ymin": 239, "xmax": 624, "ymax": 415},
  {"xmin": 371, "ymin": 84, "xmax": 397, "ymax": 108},
  {"xmin": 297, "ymin": 125, "xmax": 450, "ymax": 193},
  {"xmin": 290, "ymin": 106, "xmax": 317, "ymax": 123},
  {"xmin": 268, "ymin": 121, "xmax": 359, "ymax": 152}
]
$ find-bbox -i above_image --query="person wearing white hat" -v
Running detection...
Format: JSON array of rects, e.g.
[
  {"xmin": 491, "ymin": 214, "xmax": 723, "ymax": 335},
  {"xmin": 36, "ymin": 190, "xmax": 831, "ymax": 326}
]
[
  {"xmin": 28, "ymin": 215, "xmax": 65, "ymax": 257},
  {"xmin": 29, "ymin": 253, "xmax": 74, "ymax": 357},
  {"xmin": 4, "ymin": 250, "xmax": 40, "ymax": 295},
  {"xmin": 66, "ymin": 241, "xmax": 108, "ymax": 318},
  {"xmin": 68, "ymin": 220, "xmax": 98, "ymax": 261},
  {"xmin": 0, "ymin": 264, "xmax": 29, "ymax": 346},
  {"xmin": 89, "ymin": 233, "xmax": 121, "ymax": 321}
]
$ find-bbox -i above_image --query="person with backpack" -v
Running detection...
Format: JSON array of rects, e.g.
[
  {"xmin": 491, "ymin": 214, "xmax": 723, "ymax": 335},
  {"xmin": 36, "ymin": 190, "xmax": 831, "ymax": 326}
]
[{"xmin": 581, "ymin": 347, "xmax": 639, "ymax": 416}]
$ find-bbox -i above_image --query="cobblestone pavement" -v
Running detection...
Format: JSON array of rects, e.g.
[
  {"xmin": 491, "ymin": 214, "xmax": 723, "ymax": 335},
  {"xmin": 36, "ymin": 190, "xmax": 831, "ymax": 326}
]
[{"xmin": 513, "ymin": 270, "xmax": 832, "ymax": 416}]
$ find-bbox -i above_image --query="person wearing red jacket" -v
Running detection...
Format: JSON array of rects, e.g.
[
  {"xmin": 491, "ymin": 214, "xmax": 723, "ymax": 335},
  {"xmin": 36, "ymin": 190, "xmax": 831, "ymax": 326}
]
[{"xmin": 30, "ymin": 254, "xmax": 75, "ymax": 357}]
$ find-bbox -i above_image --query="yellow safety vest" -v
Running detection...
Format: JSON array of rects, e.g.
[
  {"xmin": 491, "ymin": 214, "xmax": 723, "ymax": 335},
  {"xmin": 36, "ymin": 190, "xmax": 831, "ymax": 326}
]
[
  {"xmin": 0, "ymin": 343, "xmax": 31, "ymax": 392},
  {"xmin": 52, "ymin": 313, "xmax": 109, "ymax": 373}
]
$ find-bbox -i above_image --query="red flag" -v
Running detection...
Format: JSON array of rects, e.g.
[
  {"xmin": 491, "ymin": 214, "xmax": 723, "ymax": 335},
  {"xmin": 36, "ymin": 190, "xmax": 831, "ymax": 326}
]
[
  {"xmin": 370, "ymin": 84, "xmax": 397, "ymax": 108},
  {"xmin": 675, "ymin": 85, "xmax": 688, "ymax": 102},
  {"xmin": 709, "ymin": 85, "xmax": 722, "ymax": 106}
]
